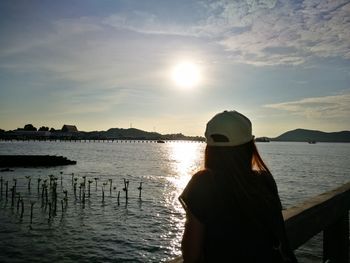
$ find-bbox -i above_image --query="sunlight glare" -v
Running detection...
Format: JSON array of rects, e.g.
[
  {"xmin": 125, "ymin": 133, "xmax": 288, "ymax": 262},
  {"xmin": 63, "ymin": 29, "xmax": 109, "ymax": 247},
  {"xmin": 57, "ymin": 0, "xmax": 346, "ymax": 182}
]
[
  {"xmin": 171, "ymin": 62, "xmax": 200, "ymax": 88},
  {"xmin": 167, "ymin": 142, "xmax": 203, "ymax": 190}
]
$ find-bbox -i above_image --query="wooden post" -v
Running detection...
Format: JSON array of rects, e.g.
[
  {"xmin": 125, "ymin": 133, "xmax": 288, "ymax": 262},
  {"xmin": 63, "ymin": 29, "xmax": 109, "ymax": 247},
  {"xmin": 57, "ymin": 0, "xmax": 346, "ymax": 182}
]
[
  {"xmin": 17, "ymin": 193, "xmax": 21, "ymax": 211},
  {"xmin": 82, "ymin": 191, "xmax": 85, "ymax": 209},
  {"xmin": 20, "ymin": 199, "xmax": 24, "ymax": 219},
  {"xmin": 73, "ymin": 182, "xmax": 77, "ymax": 199},
  {"xmin": 37, "ymin": 178, "xmax": 41, "ymax": 193},
  {"xmin": 323, "ymin": 212, "xmax": 349, "ymax": 263},
  {"xmin": 138, "ymin": 182, "xmax": 143, "ymax": 199},
  {"xmin": 11, "ymin": 186, "xmax": 15, "ymax": 207},
  {"xmin": 123, "ymin": 179, "xmax": 129, "ymax": 201},
  {"xmin": 5, "ymin": 181, "xmax": 8, "ymax": 200},
  {"xmin": 30, "ymin": 201, "xmax": 35, "ymax": 224},
  {"xmin": 117, "ymin": 191, "xmax": 120, "ymax": 206},
  {"xmin": 109, "ymin": 179, "xmax": 112, "ymax": 195},
  {"xmin": 88, "ymin": 180, "xmax": 92, "ymax": 197}
]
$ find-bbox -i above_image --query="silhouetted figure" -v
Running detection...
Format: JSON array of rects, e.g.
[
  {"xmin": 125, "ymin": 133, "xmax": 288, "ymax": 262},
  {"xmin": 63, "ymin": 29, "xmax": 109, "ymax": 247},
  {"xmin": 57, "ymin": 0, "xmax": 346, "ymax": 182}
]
[{"xmin": 180, "ymin": 110, "xmax": 297, "ymax": 262}]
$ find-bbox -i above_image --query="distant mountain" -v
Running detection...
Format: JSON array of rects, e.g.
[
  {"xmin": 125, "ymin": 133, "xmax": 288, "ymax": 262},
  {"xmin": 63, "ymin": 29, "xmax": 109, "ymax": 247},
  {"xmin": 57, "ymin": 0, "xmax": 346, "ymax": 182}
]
[{"xmin": 272, "ymin": 129, "xmax": 350, "ymax": 142}]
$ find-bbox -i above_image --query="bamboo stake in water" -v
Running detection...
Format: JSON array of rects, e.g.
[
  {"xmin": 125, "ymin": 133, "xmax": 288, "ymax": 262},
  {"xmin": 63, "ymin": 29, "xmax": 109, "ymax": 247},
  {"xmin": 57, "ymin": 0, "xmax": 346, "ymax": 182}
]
[
  {"xmin": 48, "ymin": 202, "xmax": 52, "ymax": 221},
  {"xmin": 30, "ymin": 201, "xmax": 35, "ymax": 224},
  {"xmin": 11, "ymin": 186, "xmax": 15, "ymax": 207},
  {"xmin": 138, "ymin": 182, "xmax": 143, "ymax": 199},
  {"xmin": 117, "ymin": 191, "xmax": 120, "ymax": 206},
  {"xmin": 123, "ymin": 179, "xmax": 129, "ymax": 201},
  {"xmin": 88, "ymin": 180, "xmax": 93, "ymax": 197},
  {"xmin": 82, "ymin": 176, "xmax": 86, "ymax": 189},
  {"xmin": 20, "ymin": 199, "xmax": 24, "ymax": 219},
  {"xmin": 94, "ymin": 178, "xmax": 99, "ymax": 190},
  {"xmin": 109, "ymin": 179, "xmax": 112, "ymax": 195},
  {"xmin": 5, "ymin": 181, "xmax": 8, "ymax": 200},
  {"xmin": 60, "ymin": 171, "xmax": 63, "ymax": 187},
  {"xmin": 41, "ymin": 183, "xmax": 46, "ymax": 207},
  {"xmin": 13, "ymin": 179, "xmax": 17, "ymax": 196},
  {"xmin": 73, "ymin": 182, "xmax": 77, "ymax": 199},
  {"xmin": 63, "ymin": 190, "xmax": 68, "ymax": 207},
  {"xmin": 25, "ymin": 176, "xmax": 31, "ymax": 191},
  {"xmin": 61, "ymin": 199, "xmax": 64, "ymax": 214},
  {"xmin": 49, "ymin": 174, "xmax": 54, "ymax": 189},
  {"xmin": 82, "ymin": 191, "xmax": 85, "ymax": 209},
  {"xmin": 37, "ymin": 178, "xmax": 41, "ymax": 193},
  {"xmin": 0, "ymin": 176, "xmax": 3, "ymax": 198},
  {"xmin": 79, "ymin": 183, "xmax": 82, "ymax": 200},
  {"xmin": 53, "ymin": 182, "xmax": 57, "ymax": 216},
  {"xmin": 45, "ymin": 186, "xmax": 48, "ymax": 206},
  {"xmin": 17, "ymin": 193, "xmax": 21, "ymax": 211}
]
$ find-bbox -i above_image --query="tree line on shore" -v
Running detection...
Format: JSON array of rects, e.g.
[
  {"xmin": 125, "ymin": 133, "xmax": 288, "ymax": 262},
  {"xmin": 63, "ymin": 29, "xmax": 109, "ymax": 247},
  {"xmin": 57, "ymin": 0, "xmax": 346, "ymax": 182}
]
[{"xmin": 0, "ymin": 124, "xmax": 205, "ymax": 141}]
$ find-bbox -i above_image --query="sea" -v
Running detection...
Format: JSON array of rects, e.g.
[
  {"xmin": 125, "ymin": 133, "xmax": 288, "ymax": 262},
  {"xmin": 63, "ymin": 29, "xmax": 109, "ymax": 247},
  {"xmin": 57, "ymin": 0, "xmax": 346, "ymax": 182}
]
[{"xmin": 0, "ymin": 140, "xmax": 349, "ymax": 262}]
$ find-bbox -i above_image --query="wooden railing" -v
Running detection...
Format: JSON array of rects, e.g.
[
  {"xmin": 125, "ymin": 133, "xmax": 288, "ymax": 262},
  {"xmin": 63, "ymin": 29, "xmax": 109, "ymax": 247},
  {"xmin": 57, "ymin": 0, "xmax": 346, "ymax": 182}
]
[{"xmin": 169, "ymin": 182, "xmax": 350, "ymax": 263}]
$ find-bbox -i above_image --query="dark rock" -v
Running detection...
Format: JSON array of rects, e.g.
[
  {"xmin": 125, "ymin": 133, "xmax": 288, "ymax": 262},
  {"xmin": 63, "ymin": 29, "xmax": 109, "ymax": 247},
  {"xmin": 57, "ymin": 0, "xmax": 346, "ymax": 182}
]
[{"xmin": 0, "ymin": 155, "xmax": 76, "ymax": 167}]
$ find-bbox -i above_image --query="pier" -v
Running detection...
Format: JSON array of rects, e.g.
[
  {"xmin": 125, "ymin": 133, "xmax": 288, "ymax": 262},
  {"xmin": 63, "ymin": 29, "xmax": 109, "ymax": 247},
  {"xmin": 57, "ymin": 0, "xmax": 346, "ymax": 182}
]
[
  {"xmin": 0, "ymin": 138, "xmax": 204, "ymax": 143},
  {"xmin": 169, "ymin": 181, "xmax": 350, "ymax": 263}
]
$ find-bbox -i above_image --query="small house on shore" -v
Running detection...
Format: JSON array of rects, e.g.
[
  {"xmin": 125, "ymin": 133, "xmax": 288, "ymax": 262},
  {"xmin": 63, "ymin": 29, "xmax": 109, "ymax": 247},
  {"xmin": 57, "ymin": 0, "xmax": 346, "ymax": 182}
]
[{"xmin": 61, "ymin": 125, "xmax": 78, "ymax": 133}]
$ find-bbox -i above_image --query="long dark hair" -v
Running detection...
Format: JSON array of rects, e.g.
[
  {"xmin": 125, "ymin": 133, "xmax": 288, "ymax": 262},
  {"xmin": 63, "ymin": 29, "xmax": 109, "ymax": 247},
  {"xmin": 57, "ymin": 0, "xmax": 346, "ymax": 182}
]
[
  {"xmin": 204, "ymin": 140, "xmax": 278, "ymax": 218},
  {"xmin": 205, "ymin": 140, "xmax": 271, "ymax": 174}
]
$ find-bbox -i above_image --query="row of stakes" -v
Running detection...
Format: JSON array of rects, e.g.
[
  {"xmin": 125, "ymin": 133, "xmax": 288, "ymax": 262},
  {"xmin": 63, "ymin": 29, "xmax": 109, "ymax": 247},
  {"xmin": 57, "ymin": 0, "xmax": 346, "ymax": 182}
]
[{"xmin": 0, "ymin": 173, "xmax": 143, "ymax": 226}]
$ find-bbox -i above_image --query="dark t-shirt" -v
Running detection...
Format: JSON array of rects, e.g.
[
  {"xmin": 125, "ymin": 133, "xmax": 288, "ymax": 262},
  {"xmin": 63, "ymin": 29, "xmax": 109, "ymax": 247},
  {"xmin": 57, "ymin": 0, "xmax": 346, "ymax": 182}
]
[{"xmin": 179, "ymin": 169, "xmax": 285, "ymax": 262}]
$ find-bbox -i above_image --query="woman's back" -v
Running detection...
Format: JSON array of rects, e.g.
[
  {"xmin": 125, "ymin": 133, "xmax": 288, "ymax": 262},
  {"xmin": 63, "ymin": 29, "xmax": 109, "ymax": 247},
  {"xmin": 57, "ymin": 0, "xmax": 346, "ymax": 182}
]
[{"xmin": 180, "ymin": 169, "xmax": 280, "ymax": 262}]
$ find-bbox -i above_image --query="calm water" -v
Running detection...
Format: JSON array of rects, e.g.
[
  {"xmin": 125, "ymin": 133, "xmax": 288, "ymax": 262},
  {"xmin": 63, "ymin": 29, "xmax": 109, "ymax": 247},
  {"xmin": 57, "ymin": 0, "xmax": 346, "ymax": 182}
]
[{"xmin": 0, "ymin": 141, "xmax": 349, "ymax": 262}]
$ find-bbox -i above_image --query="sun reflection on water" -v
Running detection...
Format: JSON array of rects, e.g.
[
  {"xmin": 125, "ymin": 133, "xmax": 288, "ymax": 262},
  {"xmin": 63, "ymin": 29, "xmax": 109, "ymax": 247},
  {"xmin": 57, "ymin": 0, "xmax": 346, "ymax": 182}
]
[
  {"xmin": 167, "ymin": 142, "xmax": 204, "ymax": 191},
  {"xmin": 162, "ymin": 142, "xmax": 205, "ymax": 258}
]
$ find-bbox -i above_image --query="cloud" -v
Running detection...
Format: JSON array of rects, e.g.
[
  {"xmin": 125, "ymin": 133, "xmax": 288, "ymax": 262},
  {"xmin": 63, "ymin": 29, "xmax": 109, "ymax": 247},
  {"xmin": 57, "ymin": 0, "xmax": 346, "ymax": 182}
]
[
  {"xmin": 102, "ymin": 11, "xmax": 199, "ymax": 37},
  {"xmin": 2, "ymin": 0, "xmax": 350, "ymax": 70},
  {"xmin": 195, "ymin": 0, "xmax": 350, "ymax": 65},
  {"xmin": 264, "ymin": 91, "xmax": 350, "ymax": 119},
  {"xmin": 101, "ymin": 0, "xmax": 350, "ymax": 66}
]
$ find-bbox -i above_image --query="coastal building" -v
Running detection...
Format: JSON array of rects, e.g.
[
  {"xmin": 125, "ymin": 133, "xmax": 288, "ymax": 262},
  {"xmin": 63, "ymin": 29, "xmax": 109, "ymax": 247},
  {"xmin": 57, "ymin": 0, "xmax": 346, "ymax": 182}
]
[{"xmin": 61, "ymin": 125, "xmax": 78, "ymax": 133}]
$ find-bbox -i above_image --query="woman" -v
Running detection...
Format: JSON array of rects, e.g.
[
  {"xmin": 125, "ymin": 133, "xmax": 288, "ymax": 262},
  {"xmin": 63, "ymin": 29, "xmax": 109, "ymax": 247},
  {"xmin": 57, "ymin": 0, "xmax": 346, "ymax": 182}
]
[{"xmin": 179, "ymin": 110, "xmax": 297, "ymax": 262}]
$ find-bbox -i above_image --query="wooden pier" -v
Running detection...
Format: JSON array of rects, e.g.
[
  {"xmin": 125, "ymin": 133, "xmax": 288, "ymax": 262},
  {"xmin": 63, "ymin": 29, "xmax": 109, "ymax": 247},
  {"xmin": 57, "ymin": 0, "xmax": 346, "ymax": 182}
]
[
  {"xmin": 0, "ymin": 138, "xmax": 204, "ymax": 143},
  {"xmin": 169, "ymin": 181, "xmax": 350, "ymax": 263}
]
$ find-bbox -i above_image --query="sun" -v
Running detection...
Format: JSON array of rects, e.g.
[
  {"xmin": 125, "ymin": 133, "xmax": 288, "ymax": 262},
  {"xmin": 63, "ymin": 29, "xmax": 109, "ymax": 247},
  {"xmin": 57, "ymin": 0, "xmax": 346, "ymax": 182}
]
[{"xmin": 171, "ymin": 61, "xmax": 200, "ymax": 88}]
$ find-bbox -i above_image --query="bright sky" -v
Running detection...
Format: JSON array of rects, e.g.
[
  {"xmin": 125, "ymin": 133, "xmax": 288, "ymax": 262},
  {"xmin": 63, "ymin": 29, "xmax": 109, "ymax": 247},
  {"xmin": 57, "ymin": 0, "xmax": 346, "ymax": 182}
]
[{"xmin": 0, "ymin": 0, "xmax": 349, "ymax": 137}]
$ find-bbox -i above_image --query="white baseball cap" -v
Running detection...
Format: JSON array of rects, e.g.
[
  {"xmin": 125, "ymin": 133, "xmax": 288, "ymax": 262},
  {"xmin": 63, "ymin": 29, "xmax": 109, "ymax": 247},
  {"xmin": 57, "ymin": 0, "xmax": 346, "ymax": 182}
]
[{"xmin": 205, "ymin": 110, "xmax": 254, "ymax": 146}]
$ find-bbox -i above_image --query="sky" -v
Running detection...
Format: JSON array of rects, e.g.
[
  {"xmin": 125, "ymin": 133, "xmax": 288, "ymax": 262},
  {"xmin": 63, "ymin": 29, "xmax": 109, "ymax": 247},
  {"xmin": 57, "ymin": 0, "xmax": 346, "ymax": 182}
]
[{"xmin": 0, "ymin": 0, "xmax": 349, "ymax": 137}]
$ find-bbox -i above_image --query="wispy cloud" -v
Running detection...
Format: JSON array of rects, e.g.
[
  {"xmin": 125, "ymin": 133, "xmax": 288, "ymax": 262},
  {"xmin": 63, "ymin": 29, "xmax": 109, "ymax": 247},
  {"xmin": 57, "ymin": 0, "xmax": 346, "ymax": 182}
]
[
  {"xmin": 102, "ymin": 11, "xmax": 199, "ymax": 37},
  {"xmin": 197, "ymin": 0, "xmax": 350, "ymax": 65},
  {"xmin": 1, "ymin": 0, "xmax": 350, "ymax": 73},
  {"xmin": 264, "ymin": 91, "xmax": 350, "ymax": 119},
  {"xmin": 101, "ymin": 0, "xmax": 350, "ymax": 66}
]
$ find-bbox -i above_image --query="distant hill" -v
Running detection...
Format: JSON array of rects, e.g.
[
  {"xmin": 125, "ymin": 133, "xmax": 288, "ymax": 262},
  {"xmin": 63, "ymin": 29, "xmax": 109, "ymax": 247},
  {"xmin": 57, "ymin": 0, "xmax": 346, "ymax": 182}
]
[
  {"xmin": 78, "ymin": 128, "xmax": 205, "ymax": 141},
  {"xmin": 0, "ymin": 126, "xmax": 206, "ymax": 141},
  {"xmin": 104, "ymin": 128, "xmax": 161, "ymax": 140},
  {"xmin": 272, "ymin": 129, "xmax": 350, "ymax": 142}
]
